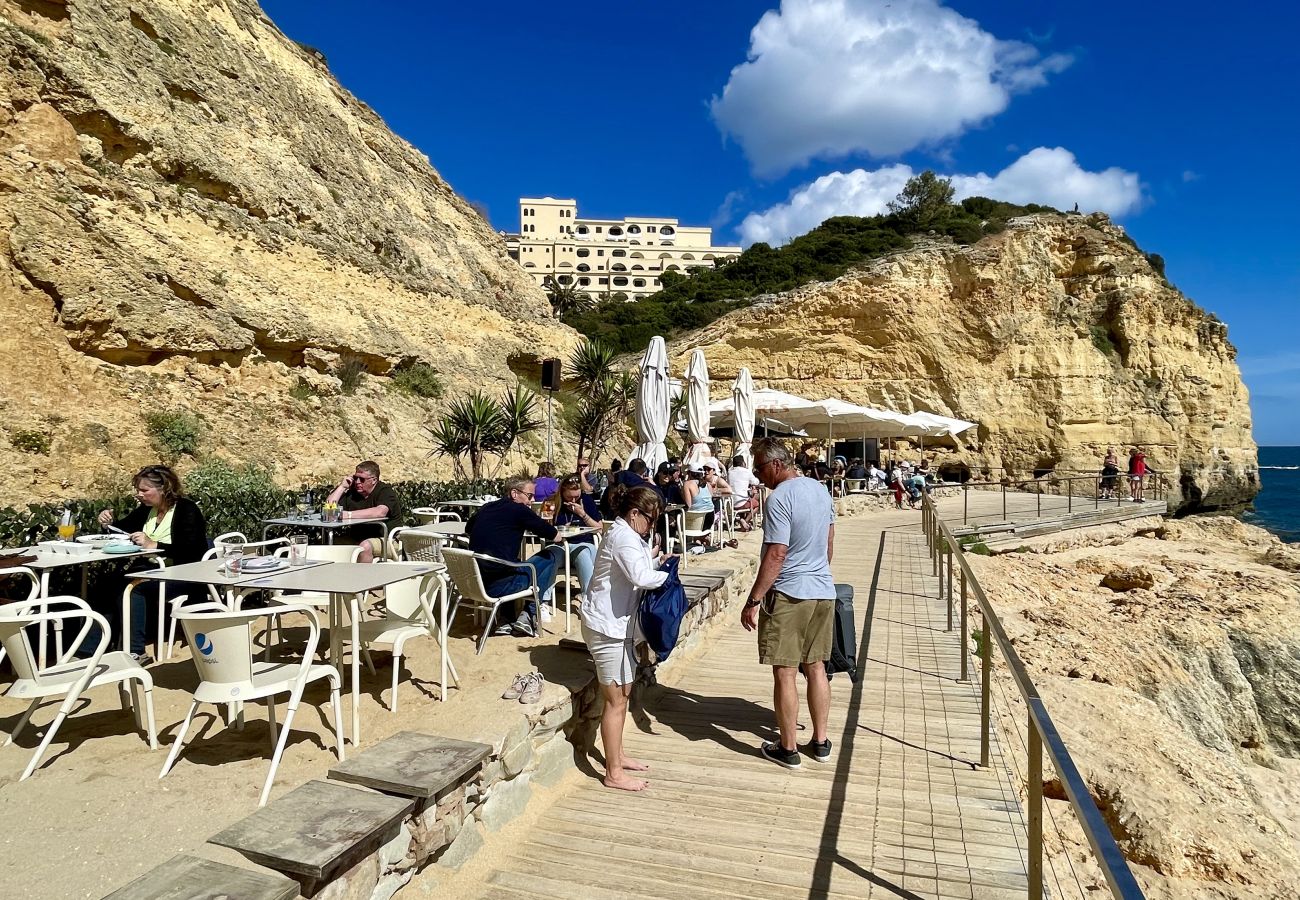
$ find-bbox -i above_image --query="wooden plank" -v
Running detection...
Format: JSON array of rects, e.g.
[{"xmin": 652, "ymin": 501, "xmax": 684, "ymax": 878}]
[
  {"xmin": 328, "ymin": 730, "xmax": 489, "ymax": 801},
  {"xmin": 103, "ymin": 854, "xmax": 299, "ymax": 900},
  {"xmin": 208, "ymin": 780, "xmax": 412, "ymax": 883}
]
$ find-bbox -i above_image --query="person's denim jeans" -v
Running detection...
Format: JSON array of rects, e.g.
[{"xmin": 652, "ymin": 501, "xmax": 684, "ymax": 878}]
[
  {"xmin": 80, "ymin": 580, "xmax": 191, "ymax": 656},
  {"xmin": 485, "ymin": 547, "xmax": 563, "ymax": 619},
  {"xmin": 567, "ymin": 542, "xmax": 596, "ymax": 593}
]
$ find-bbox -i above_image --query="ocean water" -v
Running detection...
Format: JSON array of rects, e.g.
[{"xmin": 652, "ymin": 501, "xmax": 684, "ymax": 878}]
[{"xmin": 1244, "ymin": 446, "xmax": 1300, "ymax": 543}]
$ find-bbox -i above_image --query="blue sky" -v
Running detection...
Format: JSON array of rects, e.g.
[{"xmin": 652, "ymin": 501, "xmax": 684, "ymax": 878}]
[{"xmin": 263, "ymin": 1, "xmax": 1298, "ymax": 444}]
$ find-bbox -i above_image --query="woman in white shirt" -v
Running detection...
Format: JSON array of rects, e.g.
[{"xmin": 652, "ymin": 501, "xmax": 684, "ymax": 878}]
[{"xmin": 582, "ymin": 483, "xmax": 668, "ymax": 792}]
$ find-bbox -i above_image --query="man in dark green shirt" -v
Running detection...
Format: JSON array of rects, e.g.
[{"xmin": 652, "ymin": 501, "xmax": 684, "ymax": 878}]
[{"xmin": 327, "ymin": 460, "xmax": 402, "ymax": 562}]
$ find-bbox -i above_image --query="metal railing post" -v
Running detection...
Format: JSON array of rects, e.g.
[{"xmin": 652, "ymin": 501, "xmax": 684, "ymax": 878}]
[
  {"xmin": 945, "ymin": 545, "xmax": 953, "ymax": 632},
  {"xmin": 1036, "ymin": 490, "xmax": 1041, "ymax": 517},
  {"xmin": 963, "ymin": 485, "xmax": 969, "ymax": 524},
  {"xmin": 1068, "ymin": 488, "xmax": 1073, "ymax": 514},
  {"xmin": 1028, "ymin": 717, "xmax": 1044, "ymax": 900},
  {"xmin": 1002, "ymin": 484, "xmax": 1007, "ymax": 521},
  {"xmin": 980, "ymin": 612, "xmax": 991, "ymax": 767},
  {"xmin": 960, "ymin": 570, "xmax": 968, "ymax": 681}
]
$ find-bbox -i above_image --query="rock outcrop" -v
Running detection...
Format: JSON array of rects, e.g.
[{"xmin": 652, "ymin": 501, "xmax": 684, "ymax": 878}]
[
  {"xmin": 671, "ymin": 214, "xmax": 1257, "ymax": 513},
  {"xmin": 972, "ymin": 517, "xmax": 1300, "ymax": 898},
  {"xmin": 0, "ymin": 0, "xmax": 571, "ymax": 501}
]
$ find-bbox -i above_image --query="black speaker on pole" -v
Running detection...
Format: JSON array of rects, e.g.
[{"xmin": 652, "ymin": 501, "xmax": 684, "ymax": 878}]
[{"xmin": 541, "ymin": 358, "xmax": 562, "ymax": 391}]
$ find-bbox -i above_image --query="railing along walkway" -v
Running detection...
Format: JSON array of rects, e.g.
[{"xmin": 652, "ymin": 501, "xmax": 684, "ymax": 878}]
[{"xmin": 475, "ymin": 516, "xmax": 1032, "ymax": 899}]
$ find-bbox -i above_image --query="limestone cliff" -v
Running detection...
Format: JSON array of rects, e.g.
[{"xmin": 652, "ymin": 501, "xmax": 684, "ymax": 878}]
[
  {"xmin": 671, "ymin": 214, "xmax": 1257, "ymax": 513},
  {"xmin": 971, "ymin": 518, "xmax": 1300, "ymax": 898},
  {"xmin": 0, "ymin": 0, "xmax": 571, "ymax": 502}
]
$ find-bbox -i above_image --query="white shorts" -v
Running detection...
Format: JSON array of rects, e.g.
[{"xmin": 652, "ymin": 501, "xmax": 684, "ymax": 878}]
[{"xmin": 581, "ymin": 620, "xmax": 636, "ymax": 686}]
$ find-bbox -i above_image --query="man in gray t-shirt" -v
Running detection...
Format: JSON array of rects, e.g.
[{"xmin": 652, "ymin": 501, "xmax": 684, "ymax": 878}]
[{"xmin": 741, "ymin": 438, "xmax": 836, "ymax": 770}]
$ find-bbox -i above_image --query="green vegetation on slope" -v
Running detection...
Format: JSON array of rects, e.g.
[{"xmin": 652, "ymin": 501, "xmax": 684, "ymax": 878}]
[{"xmin": 565, "ymin": 183, "xmax": 1058, "ymax": 353}]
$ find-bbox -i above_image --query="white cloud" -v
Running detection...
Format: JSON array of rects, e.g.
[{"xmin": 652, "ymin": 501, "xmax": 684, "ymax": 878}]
[
  {"xmin": 737, "ymin": 147, "xmax": 1143, "ymax": 246},
  {"xmin": 710, "ymin": 0, "xmax": 1071, "ymax": 176}
]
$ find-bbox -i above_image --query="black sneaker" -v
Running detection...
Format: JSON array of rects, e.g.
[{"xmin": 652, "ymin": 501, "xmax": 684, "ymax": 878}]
[
  {"xmin": 805, "ymin": 738, "xmax": 832, "ymax": 763},
  {"xmin": 761, "ymin": 740, "xmax": 802, "ymax": 770},
  {"xmin": 511, "ymin": 615, "xmax": 537, "ymax": 638}
]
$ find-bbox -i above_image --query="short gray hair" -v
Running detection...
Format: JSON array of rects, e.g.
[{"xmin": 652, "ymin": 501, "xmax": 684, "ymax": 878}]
[
  {"xmin": 752, "ymin": 437, "xmax": 791, "ymax": 467},
  {"xmin": 503, "ymin": 476, "xmax": 534, "ymax": 498}
]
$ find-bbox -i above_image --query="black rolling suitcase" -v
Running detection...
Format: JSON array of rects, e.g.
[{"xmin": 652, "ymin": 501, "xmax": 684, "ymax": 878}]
[{"xmin": 825, "ymin": 582, "xmax": 859, "ymax": 682}]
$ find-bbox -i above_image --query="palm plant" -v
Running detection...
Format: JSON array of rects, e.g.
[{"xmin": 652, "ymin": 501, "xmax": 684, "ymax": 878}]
[
  {"xmin": 543, "ymin": 275, "xmax": 594, "ymax": 321},
  {"xmin": 489, "ymin": 385, "xmax": 543, "ymax": 475},
  {"xmin": 565, "ymin": 340, "xmax": 638, "ymax": 461},
  {"xmin": 426, "ymin": 386, "xmax": 544, "ymax": 479}
]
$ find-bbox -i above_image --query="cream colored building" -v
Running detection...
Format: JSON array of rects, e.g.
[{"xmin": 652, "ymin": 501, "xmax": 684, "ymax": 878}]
[{"xmin": 505, "ymin": 197, "xmax": 741, "ymax": 301}]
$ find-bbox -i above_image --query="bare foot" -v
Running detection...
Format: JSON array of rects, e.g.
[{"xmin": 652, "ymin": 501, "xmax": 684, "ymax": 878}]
[
  {"xmin": 621, "ymin": 757, "xmax": 650, "ymax": 772},
  {"xmin": 603, "ymin": 774, "xmax": 648, "ymax": 792}
]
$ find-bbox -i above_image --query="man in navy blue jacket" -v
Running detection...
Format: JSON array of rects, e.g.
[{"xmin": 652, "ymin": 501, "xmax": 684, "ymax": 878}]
[{"xmin": 468, "ymin": 476, "xmax": 566, "ymax": 637}]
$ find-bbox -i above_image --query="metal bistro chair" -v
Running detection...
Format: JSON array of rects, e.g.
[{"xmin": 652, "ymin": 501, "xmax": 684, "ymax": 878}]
[
  {"xmin": 161, "ymin": 602, "xmax": 344, "ymax": 807},
  {"xmin": 1, "ymin": 596, "xmax": 158, "ymax": 781},
  {"xmin": 441, "ymin": 549, "xmax": 546, "ymax": 655},
  {"xmin": 0, "ymin": 565, "xmax": 40, "ymax": 668},
  {"xmin": 410, "ymin": 507, "xmax": 462, "ymax": 525}
]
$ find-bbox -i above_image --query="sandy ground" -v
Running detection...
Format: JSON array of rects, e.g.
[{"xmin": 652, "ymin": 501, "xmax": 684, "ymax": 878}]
[{"xmin": 0, "ymin": 540, "xmax": 759, "ymax": 900}]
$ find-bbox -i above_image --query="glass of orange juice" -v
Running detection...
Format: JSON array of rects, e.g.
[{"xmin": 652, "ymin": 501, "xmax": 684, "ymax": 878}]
[{"xmin": 58, "ymin": 522, "xmax": 76, "ymax": 541}]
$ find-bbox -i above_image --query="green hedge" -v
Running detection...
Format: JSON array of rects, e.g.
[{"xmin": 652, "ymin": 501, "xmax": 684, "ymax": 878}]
[{"xmin": 1, "ymin": 462, "xmax": 503, "ymax": 556}]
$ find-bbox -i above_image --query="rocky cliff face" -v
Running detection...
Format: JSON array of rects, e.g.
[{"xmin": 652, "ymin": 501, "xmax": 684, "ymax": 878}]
[
  {"xmin": 671, "ymin": 214, "xmax": 1257, "ymax": 513},
  {"xmin": 971, "ymin": 518, "xmax": 1300, "ymax": 898},
  {"xmin": 0, "ymin": 0, "xmax": 570, "ymax": 502}
]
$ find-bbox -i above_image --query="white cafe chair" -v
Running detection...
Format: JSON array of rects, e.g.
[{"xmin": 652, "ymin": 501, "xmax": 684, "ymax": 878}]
[
  {"xmin": 1, "ymin": 596, "xmax": 157, "ymax": 781},
  {"xmin": 162, "ymin": 532, "xmax": 267, "ymax": 659},
  {"xmin": 355, "ymin": 563, "xmax": 458, "ymax": 706},
  {"xmin": 411, "ymin": 507, "xmax": 462, "ymax": 524},
  {"xmin": 441, "ymin": 549, "xmax": 547, "ymax": 654},
  {"xmin": 0, "ymin": 565, "xmax": 40, "ymax": 667},
  {"xmin": 161, "ymin": 602, "xmax": 344, "ymax": 807}
]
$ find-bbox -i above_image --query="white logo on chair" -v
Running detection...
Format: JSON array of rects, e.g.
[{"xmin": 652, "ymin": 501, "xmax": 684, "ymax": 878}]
[{"xmin": 195, "ymin": 633, "xmax": 214, "ymax": 656}]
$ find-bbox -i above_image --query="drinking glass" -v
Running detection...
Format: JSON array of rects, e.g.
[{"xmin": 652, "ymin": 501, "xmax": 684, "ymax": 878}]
[
  {"xmin": 289, "ymin": 534, "xmax": 308, "ymax": 566},
  {"xmin": 57, "ymin": 523, "xmax": 76, "ymax": 541},
  {"xmin": 221, "ymin": 544, "xmax": 242, "ymax": 576}
]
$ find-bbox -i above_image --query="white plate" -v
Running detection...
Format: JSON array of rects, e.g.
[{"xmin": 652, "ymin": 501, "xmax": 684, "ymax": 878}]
[
  {"xmin": 239, "ymin": 557, "xmax": 286, "ymax": 573},
  {"xmin": 77, "ymin": 534, "xmax": 118, "ymax": 545}
]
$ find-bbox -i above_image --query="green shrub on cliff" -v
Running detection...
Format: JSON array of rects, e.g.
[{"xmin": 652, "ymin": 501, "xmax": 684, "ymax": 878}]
[{"xmin": 568, "ymin": 176, "xmax": 1058, "ymax": 353}]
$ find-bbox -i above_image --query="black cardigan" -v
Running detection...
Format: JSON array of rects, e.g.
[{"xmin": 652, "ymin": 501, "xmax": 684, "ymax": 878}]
[{"xmin": 117, "ymin": 497, "xmax": 209, "ymax": 565}]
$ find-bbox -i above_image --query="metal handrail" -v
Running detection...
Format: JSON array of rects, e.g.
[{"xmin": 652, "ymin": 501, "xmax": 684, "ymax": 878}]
[
  {"xmin": 920, "ymin": 493, "xmax": 1146, "ymax": 900},
  {"xmin": 950, "ymin": 472, "xmax": 1168, "ymax": 524}
]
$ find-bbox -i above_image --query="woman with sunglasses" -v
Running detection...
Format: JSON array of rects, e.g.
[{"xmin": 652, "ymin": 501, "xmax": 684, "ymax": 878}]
[
  {"xmin": 582, "ymin": 483, "xmax": 667, "ymax": 792},
  {"xmin": 552, "ymin": 475, "xmax": 602, "ymax": 595}
]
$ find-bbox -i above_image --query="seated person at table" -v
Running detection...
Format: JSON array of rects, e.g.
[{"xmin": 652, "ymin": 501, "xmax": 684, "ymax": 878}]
[
  {"xmin": 602, "ymin": 457, "xmax": 658, "ymax": 516},
  {"xmin": 326, "ymin": 461, "xmax": 401, "ymax": 562},
  {"xmin": 655, "ymin": 461, "xmax": 685, "ymax": 507},
  {"xmin": 468, "ymin": 477, "xmax": 566, "ymax": 637},
  {"xmin": 534, "ymin": 461, "xmax": 560, "ymax": 504},
  {"xmin": 727, "ymin": 456, "xmax": 761, "ymax": 531},
  {"xmin": 552, "ymin": 475, "xmax": 602, "ymax": 595},
  {"xmin": 846, "ymin": 458, "xmax": 868, "ymax": 480},
  {"xmin": 89, "ymin": 465, "xmax": 209, "ymax": 663},
  {"xmin": 681, "ymin": 465, "xmax": 715, "ymax": 548}
]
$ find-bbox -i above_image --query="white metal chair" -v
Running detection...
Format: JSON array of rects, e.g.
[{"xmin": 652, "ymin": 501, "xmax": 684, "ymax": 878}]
[
  {"xmin": 388, "ymin": 527, "xmax": 461, "ymax": 564},
  {"xmin": 441, "ymin": 549, "xmax": 545, "ymax": 654},
  {"xmin": 846, "ymin": 479, "xmax": 867, "ymax": 494},
  {"xmin": 681, "ymin": 510, "xmax": 714, "ymax": 555},
  {"xmin": 1, "ymin": 596, "xmax": 157, "ymax": 781},
  {"xmin": 268, "ymin": 543, "xmax": 365, "ymax": 610},
  {"xmin": 160, "ymin": 602, "xmax": 344, "ymax": 807},
  {"xmin": 0, "ymin": 565, "xmax": 40, "ymax": 667},
  {"xmin": 410, "ymin": 507, "xmax": 462, "ymax": 524},
  {"xmin": 355, "ymin": 563, "xmax": 458, "ymax": 706}
]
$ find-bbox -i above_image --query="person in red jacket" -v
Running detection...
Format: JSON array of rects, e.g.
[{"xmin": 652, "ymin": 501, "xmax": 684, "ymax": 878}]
[{"xmin": 1127, "ymin": 448, "xmax": 1148, "ymax": 502}]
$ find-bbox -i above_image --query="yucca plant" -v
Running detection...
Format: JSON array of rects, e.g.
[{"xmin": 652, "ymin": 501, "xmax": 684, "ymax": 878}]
[
  {"xmin": 565, "ymin": 339, "xmax": 639, "ymax": 461},
  {"xmin": 425, "ymin": 386, "xmax": 544, "ymax": 479},
  {"xmin": 489, "ymin": 384, "xmax": 543, "ymax": 475}
]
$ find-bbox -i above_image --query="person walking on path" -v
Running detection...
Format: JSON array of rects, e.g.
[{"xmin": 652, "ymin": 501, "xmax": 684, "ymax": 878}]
[
  {"xmin": 581, "ymin": 484, "xmax": 669, "ymax": 792},
  {"xmin": 1100, "ymin": 448, "xmax": 1121, "ymax": 500},
  {"xmin": 741, "ymin": 437, "xmax": 837, "ymax": 770}
]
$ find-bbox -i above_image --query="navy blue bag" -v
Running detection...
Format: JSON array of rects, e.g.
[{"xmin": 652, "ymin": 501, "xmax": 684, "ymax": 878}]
[{"xmin": 638, "ymin": 557, "xmax": 688, "ymax": 663}]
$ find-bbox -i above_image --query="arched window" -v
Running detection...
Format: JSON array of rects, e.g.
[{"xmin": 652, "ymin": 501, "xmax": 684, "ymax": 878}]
[
  {"xmin": 660, "ymin": 225, "xmax": 675, "ymax": 236},
  {"xmin": 633, "ymin": 278, "xmax": 646, "ymax": 287},
  {"xmin": 613, "ymin": 276, "xmax": 629, "ymax": 287},
  {"xmin": 665, "ymin": 264, "xmax": 680, "ymax": 271},
  {"xmin": 557, "ymin": 260, "xmax": 573, "ymax": 267},
  {"xmin": 627, "ymin": 224, "xmax": 641, "ymax": 234},
  {"xmin": 524, "ymin": 262, "xmax": 536, "ymax": 268},
  {"xmin": 611, "ymin": 263, "xmax": 627, "ymax": 272},
  {"xmin": 631, "ymin": 264, "xmax": 644, "ymax": 271},
  {"xmin": 703, "ymin": 253, "xmax": 716, "ymax": 260},
  {"xmin": 659, "ymin": 252, "xmax": 672, "ymax": 259},
  {"xmin": 576, "ymin": 248, "xmax": 589, "ymax": 257},
  {"xmin": 612, "ymin": 249, "xmax": 626, "ymax": 257},
  {"xmin": 558, "ymin": 274, "xmax": 573, "ymax": 284},
  {"xmin": 659, "ymin": 240, "xmax": 674, "ymax": 246},
  {"xmin": 576, "ymin": 225, "xmax": 589, "ymax": 235},
  {"xmin": 630, "ymin": 251, "xmax": 644, "ymax": 258},
  {"xmin": 609, "ymin": 226, "xmax": 623, "ymax": 236},
  {"xmin": 681, "ymin": 253, "xmax": 695, "ymax": 260},
  {"xmin": 576, "ymin": 263, "xmax": 591, "ymax": 272},
  {"xmin": 578, "ymin": 277, "xmax": 590, "ymax": 286},
  {"xmin": 628, "ymin": 239, "xmax": 640, "ymax": 245}
]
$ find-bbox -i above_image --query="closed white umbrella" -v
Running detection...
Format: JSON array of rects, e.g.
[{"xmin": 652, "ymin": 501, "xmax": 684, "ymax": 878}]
[
  {"xmin": 731, "ymin": 367, "xmax": 756, "ymax": 468},
  {"xmin": 684, "ymin": 349, "xmax": 711, "ymax": 467},
  {"xmin": 631, "ymin": 336, "xmax": 670, "ymax": 469}
]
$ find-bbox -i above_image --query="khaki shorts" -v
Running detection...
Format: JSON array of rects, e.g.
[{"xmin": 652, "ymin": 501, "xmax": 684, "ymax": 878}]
[{"xmin": 757, "ymin": 589, "xmax": 834, "ymax": 668}]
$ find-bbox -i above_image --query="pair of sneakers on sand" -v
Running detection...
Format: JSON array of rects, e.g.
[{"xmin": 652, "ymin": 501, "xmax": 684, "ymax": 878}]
[{"xmin": 502, "ymin": 671, "xmax": 545, "ymax": 704}]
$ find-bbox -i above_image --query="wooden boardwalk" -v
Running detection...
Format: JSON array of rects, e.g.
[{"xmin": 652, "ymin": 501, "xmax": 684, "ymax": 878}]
[{"xmin": 476, "ymin": 514, "xmax": 1031, "ymax": 899}]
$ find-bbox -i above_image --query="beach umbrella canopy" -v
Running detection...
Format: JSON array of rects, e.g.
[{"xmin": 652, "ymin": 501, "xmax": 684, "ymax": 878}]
[
  {"xmin": 684, "ymin": 349, "xmax": 712, "ymax": 467},
  {"xmin": 631, "ymin": 336, "xmax": 670, "ymax": 469},
  {"xmin": 906, "ymin": 411, "xmax": 978, "ymax": 438},
  {"xmin": 731, "ymin": 368, "xmax": 756, "ymax": 467}
]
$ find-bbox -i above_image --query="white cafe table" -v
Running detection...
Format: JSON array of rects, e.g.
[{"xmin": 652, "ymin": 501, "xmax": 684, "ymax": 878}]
[
  {"xmin": 261, "ymin": 514, "xmax": 392, "ymax": 554},
  {"xmin": 434, "ymin": 499, "xmax": 490, "ymax": 515},
  {"xmin": 238, "ymin": 561, "xmax": 446, "ymax": 744},
  {"xmin": 408, "ymin": 521, "xmax": 467, "ymax": 537},
  {"xmin": 550, "ymin": 526, "xmax": 601, "ymax": 634},
  {"xmin": 5, "ymin": 543, "xmax": 164, "ymax": 666}
]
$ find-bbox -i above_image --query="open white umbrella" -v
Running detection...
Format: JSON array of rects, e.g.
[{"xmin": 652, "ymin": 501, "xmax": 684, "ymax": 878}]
[
  {"xmin": 731, "ymin": 368, "xmax": 756, "ymax": 468},
  {"xmin": 631, "ymin": 336, "xmax": 670, "ymax": 469},
  {"xmin": 684, "ymin": 349, "xmax": 711, "ymax": 467}
]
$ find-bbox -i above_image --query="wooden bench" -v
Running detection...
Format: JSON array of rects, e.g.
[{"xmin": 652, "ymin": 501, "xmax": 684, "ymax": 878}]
[{"xmin": 103, "ymin": 854, "xmax": 299, "ymax": 900}]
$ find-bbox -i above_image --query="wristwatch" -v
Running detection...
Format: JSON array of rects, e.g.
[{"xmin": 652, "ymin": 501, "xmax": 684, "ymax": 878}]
[{"xmin": 744, "ymin": 597, "xmax": 762, "ymax": 609}]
